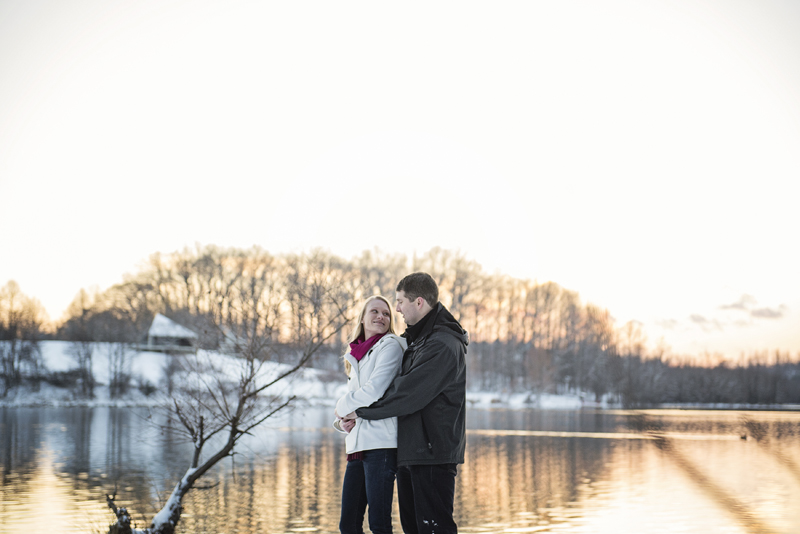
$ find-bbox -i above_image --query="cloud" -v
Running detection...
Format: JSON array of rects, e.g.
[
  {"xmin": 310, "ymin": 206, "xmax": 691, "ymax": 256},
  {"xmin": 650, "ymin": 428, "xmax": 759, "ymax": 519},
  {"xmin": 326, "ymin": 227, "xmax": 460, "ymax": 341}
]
[
  {"xmin": 720, "ymin": 294, "xmax": 757, "ymax": 311},
  {"xmin": 679, "ymin": 300, "xmax": 787, "ymax": 334},
  {"xmin": 689, "ymin": 314, "xmax": 724, "ymax": 332},
  {"xmin": 655, "ymin": 319, "xmax": 679, "ymax": 330},
  {"xmin": 716, "ymin": 294, "xmax": 787, "ymax": 320},
  {"xmin": 751, "ymin": 307, "xmax": 784, "ymax": 319}
]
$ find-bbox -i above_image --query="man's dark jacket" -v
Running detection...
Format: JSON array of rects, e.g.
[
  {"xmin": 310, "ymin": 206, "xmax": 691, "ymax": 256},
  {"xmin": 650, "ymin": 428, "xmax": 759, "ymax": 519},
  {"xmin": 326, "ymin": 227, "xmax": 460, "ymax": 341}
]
[{"xmin": 356, "ymin": 303, "xmax": 468, "ymax": 467}]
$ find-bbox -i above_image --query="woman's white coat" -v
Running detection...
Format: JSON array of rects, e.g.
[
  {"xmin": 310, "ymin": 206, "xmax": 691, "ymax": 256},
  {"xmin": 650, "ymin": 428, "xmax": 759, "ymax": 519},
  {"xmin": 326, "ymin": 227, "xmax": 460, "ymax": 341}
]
[{"xmin": 333, "ymin": 333, "xmax": 406, "ymax": 454}]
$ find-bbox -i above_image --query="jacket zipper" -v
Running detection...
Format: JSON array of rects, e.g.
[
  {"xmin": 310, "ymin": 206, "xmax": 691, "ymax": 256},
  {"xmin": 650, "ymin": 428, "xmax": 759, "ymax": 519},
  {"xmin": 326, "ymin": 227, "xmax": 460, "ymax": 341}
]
[{"xmin": 406, "ymin": 337, "xmax": 433, "ymax": 450}]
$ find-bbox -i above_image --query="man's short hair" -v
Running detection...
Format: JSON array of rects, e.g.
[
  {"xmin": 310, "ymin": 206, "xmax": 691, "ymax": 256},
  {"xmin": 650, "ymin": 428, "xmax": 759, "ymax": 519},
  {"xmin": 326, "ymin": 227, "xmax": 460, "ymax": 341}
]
[{"xmin": 396, "ymin": 272, "xmax": 439, "ymax": 307}]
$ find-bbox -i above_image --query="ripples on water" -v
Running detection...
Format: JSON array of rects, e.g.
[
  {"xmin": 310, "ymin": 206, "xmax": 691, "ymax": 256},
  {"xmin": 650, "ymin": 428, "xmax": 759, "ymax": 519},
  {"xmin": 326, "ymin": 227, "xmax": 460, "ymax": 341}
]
[{"xmin": 1, "ymin": 406, "xmax": 799, "ymax": 534}]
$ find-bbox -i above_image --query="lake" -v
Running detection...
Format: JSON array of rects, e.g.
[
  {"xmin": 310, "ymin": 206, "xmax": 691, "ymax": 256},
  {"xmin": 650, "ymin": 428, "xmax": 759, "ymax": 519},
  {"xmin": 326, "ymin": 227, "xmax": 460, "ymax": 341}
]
[{"xmin": 1, "ymin": 405, "xmax": 799, "ymax": 534}]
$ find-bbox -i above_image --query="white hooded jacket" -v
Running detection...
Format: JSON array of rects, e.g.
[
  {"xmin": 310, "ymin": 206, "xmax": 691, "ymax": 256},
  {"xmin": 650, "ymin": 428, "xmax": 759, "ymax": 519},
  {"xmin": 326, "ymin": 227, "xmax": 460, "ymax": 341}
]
[{"xmin": 333, "ymin": 333, "xmax": 406, "ymax": 454}]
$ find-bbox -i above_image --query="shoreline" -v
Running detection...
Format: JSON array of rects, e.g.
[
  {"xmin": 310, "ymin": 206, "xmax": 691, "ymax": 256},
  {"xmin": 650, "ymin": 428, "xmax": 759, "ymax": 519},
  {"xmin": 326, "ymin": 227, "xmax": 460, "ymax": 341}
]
[{"xmin": 2, "ymin": 387, "xmax": 798, "ymax": 412}]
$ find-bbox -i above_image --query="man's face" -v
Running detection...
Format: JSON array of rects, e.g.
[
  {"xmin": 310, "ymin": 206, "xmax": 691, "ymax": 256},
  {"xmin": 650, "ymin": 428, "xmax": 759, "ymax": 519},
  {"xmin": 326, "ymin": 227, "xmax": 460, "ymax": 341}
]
[{"xmin": 395, "ymin": 290, "xmax": 422, "ymax": 326}]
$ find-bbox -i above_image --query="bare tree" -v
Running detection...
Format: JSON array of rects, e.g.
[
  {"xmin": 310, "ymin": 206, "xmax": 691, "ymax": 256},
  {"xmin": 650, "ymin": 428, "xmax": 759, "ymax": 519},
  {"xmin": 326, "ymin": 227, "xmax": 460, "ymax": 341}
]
[
  {"xmin": 62, "ymin": 288, "xmax": 101, "ymax": 398},
  {"xmin": 0, "ymin": 281, "xmax": 46, "ymax": 396},
  {"xmin": 68, "ymin": 341, "xmax": 95, "ymax": 398},
  {"xmin": 356, "ymin": 248, "xmax": 408, "ymax": 299},
  {"xmin": 105, "ymin": 341, "xmax": 133, "ymax": 399},
  {"xmin": 105, "ymin": 254, "xmax": 357, "ymax": 534},
  {"xmin": 616, "ymin": 320, "xmax": 646, "ymax": 406}
]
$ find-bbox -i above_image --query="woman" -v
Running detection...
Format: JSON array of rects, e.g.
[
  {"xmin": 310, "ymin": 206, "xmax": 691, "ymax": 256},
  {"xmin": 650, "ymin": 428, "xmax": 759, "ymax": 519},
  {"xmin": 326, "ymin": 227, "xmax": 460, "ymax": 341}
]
[{"xmin": 334, "ymin": 295, "xmax": 407, "ymax": 534}]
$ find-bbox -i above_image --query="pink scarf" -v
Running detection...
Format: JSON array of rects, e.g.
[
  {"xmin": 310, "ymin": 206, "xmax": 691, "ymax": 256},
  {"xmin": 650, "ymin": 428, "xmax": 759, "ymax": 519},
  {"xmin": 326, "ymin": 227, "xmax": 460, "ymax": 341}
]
[{"xmin": 349, "ymin": 332, "xmax": 387, "ymax": 362}]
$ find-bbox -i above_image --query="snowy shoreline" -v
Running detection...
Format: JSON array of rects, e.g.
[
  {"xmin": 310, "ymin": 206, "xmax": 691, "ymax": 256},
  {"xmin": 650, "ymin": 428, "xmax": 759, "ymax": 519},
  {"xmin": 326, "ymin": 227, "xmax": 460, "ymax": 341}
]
[
  {"xmin": 2, "ymin": 386, "xmax": 797, "ymax": 412},
  {"xmin": 2, "ymin": 342, "xmax": 797, "ymax": 411}
]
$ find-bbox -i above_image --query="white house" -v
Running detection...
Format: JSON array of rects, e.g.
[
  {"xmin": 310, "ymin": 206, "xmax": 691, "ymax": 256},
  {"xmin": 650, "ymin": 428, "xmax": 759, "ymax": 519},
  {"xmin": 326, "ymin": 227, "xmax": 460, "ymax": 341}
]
[{"xmin": 146, "ymin": 313, "xmax": 198, "ymax": 352}]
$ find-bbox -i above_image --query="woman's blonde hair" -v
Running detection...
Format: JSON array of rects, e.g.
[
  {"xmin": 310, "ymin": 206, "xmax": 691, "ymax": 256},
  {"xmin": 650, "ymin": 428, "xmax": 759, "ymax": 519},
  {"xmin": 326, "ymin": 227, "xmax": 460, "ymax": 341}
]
[{"xmin": 343, "ymin": 295, "xmax": 396, "ymax": 374}]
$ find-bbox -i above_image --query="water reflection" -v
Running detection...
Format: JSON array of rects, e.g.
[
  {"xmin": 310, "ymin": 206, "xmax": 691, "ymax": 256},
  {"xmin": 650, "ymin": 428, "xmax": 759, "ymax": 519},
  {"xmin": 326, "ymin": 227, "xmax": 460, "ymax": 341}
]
[{"xmin": 1, "ymin": 407, "xmax": 799, "ymax": 534}]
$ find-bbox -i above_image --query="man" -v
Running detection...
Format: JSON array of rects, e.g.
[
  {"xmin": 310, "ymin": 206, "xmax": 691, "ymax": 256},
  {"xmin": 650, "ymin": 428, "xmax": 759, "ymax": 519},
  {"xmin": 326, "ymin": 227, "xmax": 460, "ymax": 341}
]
[{"xmin": 349, "ymin": 272, "xmax": 468, "ymax": 534}]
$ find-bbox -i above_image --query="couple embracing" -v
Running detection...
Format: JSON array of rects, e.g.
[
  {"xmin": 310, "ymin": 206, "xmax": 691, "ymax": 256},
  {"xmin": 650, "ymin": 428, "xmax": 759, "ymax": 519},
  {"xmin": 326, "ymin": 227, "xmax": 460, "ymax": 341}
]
[{"xmin": 333, "ymin": 272, "xmax": 468, "ymax": 534}]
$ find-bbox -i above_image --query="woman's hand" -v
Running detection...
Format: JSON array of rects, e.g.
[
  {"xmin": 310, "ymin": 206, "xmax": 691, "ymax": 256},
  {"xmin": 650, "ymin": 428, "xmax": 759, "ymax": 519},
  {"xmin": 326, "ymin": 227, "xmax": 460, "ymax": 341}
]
[
  {"xmin": 335, "ymin": 409, "xmax": 357, "ymax": 433},
  {"xmin": 341, "ymin": 418, "xmax": 356, "ymax": 433}
]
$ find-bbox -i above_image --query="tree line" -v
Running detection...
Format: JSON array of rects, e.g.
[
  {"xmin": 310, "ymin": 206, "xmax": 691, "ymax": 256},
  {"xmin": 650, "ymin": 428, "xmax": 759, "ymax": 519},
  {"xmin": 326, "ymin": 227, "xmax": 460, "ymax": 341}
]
[{"xmin": 1, "ymin": 245, "xmax": 798, "ymax": 405}]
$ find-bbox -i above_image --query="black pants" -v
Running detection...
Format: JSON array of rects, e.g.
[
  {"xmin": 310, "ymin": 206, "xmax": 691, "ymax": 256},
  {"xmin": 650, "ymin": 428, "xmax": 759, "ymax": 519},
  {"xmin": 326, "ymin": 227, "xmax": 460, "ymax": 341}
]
[{"xmin": 396, "ymin": 463, "xmax": 458, "ymax": 534}]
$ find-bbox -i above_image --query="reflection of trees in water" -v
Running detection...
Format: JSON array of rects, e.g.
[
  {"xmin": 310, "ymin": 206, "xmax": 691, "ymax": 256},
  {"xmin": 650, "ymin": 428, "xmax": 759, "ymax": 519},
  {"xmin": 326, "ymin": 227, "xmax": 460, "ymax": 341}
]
[
  {"xmin": 458, "ymin": 434, "xmax": 617, "ymax": 529},
  {"xmin": 468, "ymin": 408, "xmax": 628, "ymax": 434},
  {"xmin": 2, "ymin": 410, "xmax": 622, "ymax": 532},
  {"xmin": 176, "ymin": 430, "xmax": 346, "ymax": 534},
  {"xmin": 179, "ymin": 432, "xmax": 619, "ymax": 533},
  {"xmin": 0, "ymin": 407, "xmax": 201, "ymax": 529},
  {"xmin": 59, "ymin": 407, "xmax": 94, "ymax": 475},
  {"xmin": 1, "ymin": 407, "xmax": 352, "ymax": 533},
  {"xmin": 1, "ymin": 407, "xmax": 42, "ymax": 475},
  {"xmin": 1, "ymin": 408, "xmax": 105, "ymax": 500},
  {"xmin": 3, "ymin": 408, "xmax": 800, "ymax": 533},
  {"xmin": 162, "ymin": 412, "xmax": 800, "ymax": 533}
]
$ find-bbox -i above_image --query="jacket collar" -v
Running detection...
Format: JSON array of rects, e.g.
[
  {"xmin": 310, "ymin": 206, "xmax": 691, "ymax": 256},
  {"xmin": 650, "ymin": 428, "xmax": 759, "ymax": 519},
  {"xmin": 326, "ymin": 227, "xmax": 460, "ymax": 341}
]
[{"xmin": 404, "ymin": 303, "xmax": 442, "ymax": 344}]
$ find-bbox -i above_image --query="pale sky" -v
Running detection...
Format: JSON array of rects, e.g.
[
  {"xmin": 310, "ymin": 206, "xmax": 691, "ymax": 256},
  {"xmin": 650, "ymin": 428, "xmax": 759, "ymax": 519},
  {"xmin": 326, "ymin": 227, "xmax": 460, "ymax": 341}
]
[{"xmin": 1, "ymin": 0, "xmax": 798, "ymax": 360}]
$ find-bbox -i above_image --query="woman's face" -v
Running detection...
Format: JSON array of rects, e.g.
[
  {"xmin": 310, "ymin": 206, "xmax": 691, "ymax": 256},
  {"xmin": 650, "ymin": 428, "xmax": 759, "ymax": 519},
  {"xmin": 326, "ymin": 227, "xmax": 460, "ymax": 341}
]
[{"xmin": 362, "ymin": 299, "xmax": 391, "ymax": 338}]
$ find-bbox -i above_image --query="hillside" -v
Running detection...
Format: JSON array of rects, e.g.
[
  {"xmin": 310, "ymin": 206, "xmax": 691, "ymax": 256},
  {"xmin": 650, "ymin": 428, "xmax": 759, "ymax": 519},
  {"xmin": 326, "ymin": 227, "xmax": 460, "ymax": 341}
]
[{"xmin": 0, "ymin": 341, "xmax": 585, "ymax": 409}]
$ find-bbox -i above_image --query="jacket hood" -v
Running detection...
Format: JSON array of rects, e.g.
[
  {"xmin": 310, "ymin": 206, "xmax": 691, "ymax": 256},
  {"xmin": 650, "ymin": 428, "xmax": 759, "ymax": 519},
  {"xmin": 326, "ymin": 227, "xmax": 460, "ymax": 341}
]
[{"xmin": 430, "ymin": 303, "xmax": 469, "ymax": 346}]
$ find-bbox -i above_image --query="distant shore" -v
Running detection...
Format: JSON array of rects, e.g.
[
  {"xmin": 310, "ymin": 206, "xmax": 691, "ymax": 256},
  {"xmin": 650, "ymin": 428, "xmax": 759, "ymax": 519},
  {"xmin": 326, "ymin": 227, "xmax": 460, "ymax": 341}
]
[{"xmin": 2, "ymin": 385, "xmax": 797, "ymax": 412}]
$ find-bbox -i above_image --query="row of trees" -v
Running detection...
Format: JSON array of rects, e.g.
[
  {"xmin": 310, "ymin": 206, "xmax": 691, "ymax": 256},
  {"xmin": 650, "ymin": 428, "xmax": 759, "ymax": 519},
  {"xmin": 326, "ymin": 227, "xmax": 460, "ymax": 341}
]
[
  {"xmin": 2, "ymin": 245, "xmax": 798, "ymax": 406},
  {"xmin": 0, "ymin": 281, "xmax": 47, "ymax": 396},
  {"xmin": 51, "ymin": 245, "xmax": 611, "ymax": 362},
  {"xmin": 614, "ymin": 351, "xmax": 800, "ymax": 406},
  {"xmin": 57, "ymin": 246, "xmax": 368, "ymax": 366}
]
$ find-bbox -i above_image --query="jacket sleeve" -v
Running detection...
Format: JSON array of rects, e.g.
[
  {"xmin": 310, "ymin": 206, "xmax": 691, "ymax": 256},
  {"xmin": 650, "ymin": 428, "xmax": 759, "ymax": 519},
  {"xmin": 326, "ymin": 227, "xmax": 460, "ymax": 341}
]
[
  {"xmin": 335, "ymin": 338, "xmax": 404, "ymax": 417},
  {"xmin": 357, "ymin": 336, "xmax": 458, "ymax": 420}
]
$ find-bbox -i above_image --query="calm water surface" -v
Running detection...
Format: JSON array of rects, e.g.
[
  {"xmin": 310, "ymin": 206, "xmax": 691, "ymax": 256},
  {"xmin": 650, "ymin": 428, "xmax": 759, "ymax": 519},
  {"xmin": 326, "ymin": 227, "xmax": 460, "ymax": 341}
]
[{"xmin": 1, "ymin": 406, "xmax": 799, "ymax": 534}]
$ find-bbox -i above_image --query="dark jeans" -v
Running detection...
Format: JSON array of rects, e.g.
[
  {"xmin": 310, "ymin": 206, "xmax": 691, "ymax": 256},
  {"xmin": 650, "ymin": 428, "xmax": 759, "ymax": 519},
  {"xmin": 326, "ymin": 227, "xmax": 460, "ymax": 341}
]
[
  {"xmin": 396, "ymin": 463, "xmax": 458, "ymax": 534},
  {"xmin": 340, "ymin": 448, "xmax": 398, "ymax": 534}
]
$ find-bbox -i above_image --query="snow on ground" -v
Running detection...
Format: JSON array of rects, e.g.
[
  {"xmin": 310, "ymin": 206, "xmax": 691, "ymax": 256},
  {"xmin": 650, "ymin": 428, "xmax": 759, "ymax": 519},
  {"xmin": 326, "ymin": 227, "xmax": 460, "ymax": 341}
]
[
  {"xmin": 39, "ymin": 341, "xmax": 169, "ymax": 386},
  {"xmin": 3, "ymin": 341, "xmax": 346, "ymax": 408},
  {"xmin": 4, "ymin": 341, "xmax": 594, "ymax": 410}
]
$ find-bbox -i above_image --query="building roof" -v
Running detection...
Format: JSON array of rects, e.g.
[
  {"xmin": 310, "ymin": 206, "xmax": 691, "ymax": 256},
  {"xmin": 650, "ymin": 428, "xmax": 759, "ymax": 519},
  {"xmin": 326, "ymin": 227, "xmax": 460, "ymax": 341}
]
[{"xmin": 148, "ymin": 313, "xmax": 198, "ymax": 339}]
